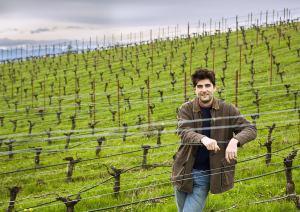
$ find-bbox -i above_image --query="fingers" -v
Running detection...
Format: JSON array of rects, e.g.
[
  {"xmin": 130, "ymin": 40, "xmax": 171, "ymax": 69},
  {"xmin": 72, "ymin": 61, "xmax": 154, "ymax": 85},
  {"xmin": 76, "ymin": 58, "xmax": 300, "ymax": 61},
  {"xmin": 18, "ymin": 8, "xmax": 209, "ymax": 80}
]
[
  {"xmin": 225, "ymin": 152, "xmax": 230, "ymax": 163},
  {"xmin": 225, "ymin": 150, "xmax": 237, "ymax": 163},
  {"xmin": 208, "ymin": 139, "xmax": 219, "ymax": 152},
  {"xmin": 214, "ymin": 144, "xmax": 220, "ymax": 152},
  {"xmin": 201, "ymin": 137, "xmax": 220, "ymax": 152},
  {"xmin": 207, "ymin": 143, "xmax": 214, "ymax": 150},
  {"xmin": 225, "ymin": 152, "xmax": 232, "ymax": 163},
  {"xmin": 212, "ymin": 140, "xmax": 220, "ymax": 152},
  {"xmin": 211, "ymin": 142, "xmax": 220, "ymax": 153},
  {"xmin": 225, "ymin": 139, "xmax": 238, "ymax": 163}
]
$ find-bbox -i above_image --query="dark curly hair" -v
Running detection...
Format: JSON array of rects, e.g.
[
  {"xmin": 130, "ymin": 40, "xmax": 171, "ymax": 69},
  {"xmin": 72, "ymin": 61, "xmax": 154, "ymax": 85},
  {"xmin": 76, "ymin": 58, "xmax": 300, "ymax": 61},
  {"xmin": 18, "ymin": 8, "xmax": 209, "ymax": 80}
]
[{"xmin": 191, "ymin": 68, "xmax": 215, "ymax": 87}]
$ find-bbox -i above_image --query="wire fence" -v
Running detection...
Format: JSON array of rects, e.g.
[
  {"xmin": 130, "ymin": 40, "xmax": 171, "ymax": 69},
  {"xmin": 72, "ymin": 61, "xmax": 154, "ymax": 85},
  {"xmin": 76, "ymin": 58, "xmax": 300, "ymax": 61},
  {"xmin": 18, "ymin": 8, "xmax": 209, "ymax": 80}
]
[{"xmin": 0, "ymin": 9, "xmax": 299, "ymax": 212}]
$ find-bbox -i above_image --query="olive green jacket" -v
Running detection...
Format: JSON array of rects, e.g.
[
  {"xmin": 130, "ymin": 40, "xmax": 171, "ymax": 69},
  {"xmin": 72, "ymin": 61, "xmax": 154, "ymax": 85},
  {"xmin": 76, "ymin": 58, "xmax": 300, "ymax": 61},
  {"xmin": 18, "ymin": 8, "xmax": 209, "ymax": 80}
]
[{"xmin": 171, "ymin": 97, "xmax": 257, "ymax": 194}]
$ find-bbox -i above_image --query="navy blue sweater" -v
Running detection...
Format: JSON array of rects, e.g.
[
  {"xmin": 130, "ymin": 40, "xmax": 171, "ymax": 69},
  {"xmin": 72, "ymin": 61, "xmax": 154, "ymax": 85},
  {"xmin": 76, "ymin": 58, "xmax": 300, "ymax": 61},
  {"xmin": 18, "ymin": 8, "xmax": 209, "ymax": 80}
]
[{"xmin": 193, "ymin": 107, "xmax": 211, "ymax": 170}]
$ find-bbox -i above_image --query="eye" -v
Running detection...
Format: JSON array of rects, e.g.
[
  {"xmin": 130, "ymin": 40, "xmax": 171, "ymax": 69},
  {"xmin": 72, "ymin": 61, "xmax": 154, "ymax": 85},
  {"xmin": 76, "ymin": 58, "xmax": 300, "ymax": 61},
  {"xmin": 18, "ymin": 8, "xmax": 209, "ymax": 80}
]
[
  {"xmin": 205, "ymin": 84, "xmax": 211, "ymax": 88},
  {"xmin": 196, "ymin": 85, "xmax": 203, "ymax": 89}
]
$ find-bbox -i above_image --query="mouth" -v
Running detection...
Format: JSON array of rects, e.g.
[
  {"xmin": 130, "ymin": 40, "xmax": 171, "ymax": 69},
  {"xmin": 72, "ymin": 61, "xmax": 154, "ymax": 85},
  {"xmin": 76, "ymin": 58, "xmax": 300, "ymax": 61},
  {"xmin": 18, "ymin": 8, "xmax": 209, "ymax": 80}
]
[{"xmin": 199, "ymin": 93, "xmax": 211, "ymax": 100}]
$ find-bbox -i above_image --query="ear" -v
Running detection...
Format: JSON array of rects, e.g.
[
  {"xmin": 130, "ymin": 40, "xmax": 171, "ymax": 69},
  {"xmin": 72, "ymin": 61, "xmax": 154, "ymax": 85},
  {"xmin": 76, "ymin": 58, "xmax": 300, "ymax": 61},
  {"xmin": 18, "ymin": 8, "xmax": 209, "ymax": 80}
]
[{"xmin": 213, "ymin": 85, "xmax": 217, "ymax": 92}]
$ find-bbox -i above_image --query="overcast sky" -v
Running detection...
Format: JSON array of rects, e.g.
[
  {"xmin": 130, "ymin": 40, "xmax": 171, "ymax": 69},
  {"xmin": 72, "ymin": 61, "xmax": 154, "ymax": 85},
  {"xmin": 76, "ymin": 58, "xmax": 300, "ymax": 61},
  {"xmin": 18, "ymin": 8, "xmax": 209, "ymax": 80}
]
[{"xmin": 0, "ymin": 0, "xmax": 299, "ymax": 47}]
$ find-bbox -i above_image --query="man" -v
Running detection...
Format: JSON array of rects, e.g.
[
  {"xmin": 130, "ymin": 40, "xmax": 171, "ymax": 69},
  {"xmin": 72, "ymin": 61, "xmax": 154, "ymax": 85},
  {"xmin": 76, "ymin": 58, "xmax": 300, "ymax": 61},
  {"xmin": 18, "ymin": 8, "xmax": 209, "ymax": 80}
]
[{"xmin": 171, "ymin": 68, "xmax": 257, "ymax": 212}]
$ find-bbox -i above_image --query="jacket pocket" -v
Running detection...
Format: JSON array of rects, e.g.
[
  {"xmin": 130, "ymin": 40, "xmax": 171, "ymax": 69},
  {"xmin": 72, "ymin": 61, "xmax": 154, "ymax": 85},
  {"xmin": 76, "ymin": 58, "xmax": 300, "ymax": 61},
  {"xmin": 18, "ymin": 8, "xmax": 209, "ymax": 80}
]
[
  {"xmin": 171, "ymin": 166, "xmax": 185, "ymax": 187},
  {"xmin": 171, "ymin": 151, "xmax": 189, "ymax": 185},
  {"xmin": 221, "ymin": 158, "xmax": 236, "ymax": 187}
]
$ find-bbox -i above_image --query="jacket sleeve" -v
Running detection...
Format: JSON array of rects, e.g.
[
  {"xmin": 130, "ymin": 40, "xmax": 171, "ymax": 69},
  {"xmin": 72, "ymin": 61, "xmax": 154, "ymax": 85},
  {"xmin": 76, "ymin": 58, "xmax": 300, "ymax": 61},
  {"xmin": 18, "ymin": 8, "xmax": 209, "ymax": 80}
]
[
  {"xmin": 229, "ymin": 105, "xmax": 257, "ymax": 147},
  {"xmin": 177, "ymin": 103, "xmax": 205, "ymax": 145}
]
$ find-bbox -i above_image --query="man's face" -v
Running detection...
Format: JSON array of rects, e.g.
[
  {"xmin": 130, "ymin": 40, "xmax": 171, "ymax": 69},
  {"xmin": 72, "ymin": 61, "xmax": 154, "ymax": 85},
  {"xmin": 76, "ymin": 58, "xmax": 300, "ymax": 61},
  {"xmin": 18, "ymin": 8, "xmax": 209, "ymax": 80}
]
[{"xmin": 195, "ymin": 79, "xmax": 216, "ymax": 104}]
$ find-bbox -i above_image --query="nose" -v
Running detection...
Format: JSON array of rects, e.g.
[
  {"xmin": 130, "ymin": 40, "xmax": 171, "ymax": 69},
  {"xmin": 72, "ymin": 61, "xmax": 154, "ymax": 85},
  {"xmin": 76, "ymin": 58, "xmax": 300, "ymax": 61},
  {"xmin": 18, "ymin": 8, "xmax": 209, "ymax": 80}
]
[{"xmin": 200, "ymin": 87, "xmax": 208, "ymax": 92}]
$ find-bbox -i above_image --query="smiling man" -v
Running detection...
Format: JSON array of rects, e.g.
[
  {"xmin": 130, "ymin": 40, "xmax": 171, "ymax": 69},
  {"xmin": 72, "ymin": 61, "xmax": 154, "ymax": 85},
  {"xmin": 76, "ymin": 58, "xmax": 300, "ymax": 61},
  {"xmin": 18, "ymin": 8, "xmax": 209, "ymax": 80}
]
[{"xmin": 171, "ymin": 68, "xmax": 257, "ymax": 212}]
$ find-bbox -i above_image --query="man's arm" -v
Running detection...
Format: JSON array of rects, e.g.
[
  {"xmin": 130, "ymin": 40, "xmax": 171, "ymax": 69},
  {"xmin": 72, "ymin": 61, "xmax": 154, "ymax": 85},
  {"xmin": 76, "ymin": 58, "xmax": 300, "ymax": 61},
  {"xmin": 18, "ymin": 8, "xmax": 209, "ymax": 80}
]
[
  {"xmin": 225, "ymin": 105, "xmax": 257, "ymax": 162},
  {"xmin": 177, "ymin": 103, "xmax": 220, "ymax": 151},
  {"xmin": 230, "ymin": 105, "xmax": 257, "ymax": 147},
  {"xmin": 177, "ymin": 104, "xmax": 205, "ymax": 144}
]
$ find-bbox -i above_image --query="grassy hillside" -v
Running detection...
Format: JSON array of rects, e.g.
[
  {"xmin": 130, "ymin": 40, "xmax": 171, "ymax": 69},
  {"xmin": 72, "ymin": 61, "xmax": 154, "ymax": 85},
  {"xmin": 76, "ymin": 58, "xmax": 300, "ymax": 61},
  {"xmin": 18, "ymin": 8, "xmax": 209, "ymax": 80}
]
[{"xmin": 0, "ymin": 20, "xmax": 299, "ymax": 211}]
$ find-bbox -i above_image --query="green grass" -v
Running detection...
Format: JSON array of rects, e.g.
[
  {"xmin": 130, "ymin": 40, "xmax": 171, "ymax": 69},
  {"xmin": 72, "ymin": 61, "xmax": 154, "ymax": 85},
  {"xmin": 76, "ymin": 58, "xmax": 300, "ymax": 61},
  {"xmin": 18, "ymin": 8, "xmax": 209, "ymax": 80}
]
[{"xmin": 0, "ymin": 21, "xmax": 299, "ymax": 211}]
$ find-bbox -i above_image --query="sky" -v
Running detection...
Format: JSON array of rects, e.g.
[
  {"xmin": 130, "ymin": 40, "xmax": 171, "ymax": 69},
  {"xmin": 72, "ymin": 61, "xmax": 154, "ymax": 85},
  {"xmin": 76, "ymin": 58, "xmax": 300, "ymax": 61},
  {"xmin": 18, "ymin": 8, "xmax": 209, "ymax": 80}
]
[{"xmin": 0, "ymin": 0, "xmax": 299, "ymax": 48}]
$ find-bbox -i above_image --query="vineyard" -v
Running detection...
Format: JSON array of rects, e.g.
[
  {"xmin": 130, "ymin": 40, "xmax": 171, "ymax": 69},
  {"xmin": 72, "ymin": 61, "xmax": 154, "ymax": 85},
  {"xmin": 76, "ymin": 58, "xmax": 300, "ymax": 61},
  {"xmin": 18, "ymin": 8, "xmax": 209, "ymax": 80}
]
[{"xmin": 0, "ymin": 16, "xmax": 300, "ymax": 212}]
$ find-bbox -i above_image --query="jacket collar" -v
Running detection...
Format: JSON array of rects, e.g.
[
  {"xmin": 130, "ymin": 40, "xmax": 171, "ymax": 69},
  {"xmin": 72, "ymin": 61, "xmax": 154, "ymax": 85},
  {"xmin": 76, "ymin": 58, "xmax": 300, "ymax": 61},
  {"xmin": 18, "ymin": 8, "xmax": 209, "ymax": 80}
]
[{"xmin": 192, "ymin": 96, "xmax": 220, "ymax": 112}]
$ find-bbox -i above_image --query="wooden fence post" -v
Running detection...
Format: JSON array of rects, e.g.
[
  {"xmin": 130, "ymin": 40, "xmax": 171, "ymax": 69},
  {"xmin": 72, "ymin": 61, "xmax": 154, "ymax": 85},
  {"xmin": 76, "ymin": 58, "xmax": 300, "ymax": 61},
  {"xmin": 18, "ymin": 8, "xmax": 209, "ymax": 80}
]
[
  {"xmin": 235, "ymin": 70, "xmax": 238, "ymax": 107},
  {"xmin": 117, "ymin": 78, "xmax": 120, "ymax": 127},
  {"xmin": 147, "ymin": 76, "xmax": 151, "ymax": 129}
]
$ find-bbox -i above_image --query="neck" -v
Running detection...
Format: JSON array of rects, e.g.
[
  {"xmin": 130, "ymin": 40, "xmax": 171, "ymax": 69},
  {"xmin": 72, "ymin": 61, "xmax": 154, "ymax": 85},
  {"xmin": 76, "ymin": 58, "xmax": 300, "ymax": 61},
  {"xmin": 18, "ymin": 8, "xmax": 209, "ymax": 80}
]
[{"xmin": 198, "ymin": 98, "xmax": 213, "ymax": 108}]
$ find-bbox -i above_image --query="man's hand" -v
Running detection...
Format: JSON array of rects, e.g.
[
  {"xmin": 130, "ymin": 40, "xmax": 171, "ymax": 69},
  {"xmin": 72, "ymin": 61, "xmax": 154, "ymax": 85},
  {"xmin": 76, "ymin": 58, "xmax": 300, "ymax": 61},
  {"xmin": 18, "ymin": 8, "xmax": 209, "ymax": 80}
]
[
  {"xmin": 225, "ymin": 138, "xmax": 239, "ymax": 163},
  {"xmin": 201, "ymin": 137, "xmax": 220, "ymax": 152}
]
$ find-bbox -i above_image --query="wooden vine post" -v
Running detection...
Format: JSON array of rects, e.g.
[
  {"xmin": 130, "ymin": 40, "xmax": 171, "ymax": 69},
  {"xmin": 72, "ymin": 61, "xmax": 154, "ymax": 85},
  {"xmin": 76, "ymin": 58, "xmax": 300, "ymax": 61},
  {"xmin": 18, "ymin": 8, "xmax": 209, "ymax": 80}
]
[
  {"xmin": 235, "ymin": 70, "xmax": 238, "ymax": 107},
  {"xmin": 184, "ymin": 71, "xmax": 187, "ymax": 102},
  {"xmin": 269, "ymin": 47, "xmax": 273, "ymax": 86},
  {"xmin": 239, "ymin": 44, "xmax": 242, "ymax": 81},
  {"xmin": 117, "ymin": 77, "xmax": 120, "ymax": 127},
  {"xmin": 147, "ymin": 76, "xmax": 151, "ymax": 129}
]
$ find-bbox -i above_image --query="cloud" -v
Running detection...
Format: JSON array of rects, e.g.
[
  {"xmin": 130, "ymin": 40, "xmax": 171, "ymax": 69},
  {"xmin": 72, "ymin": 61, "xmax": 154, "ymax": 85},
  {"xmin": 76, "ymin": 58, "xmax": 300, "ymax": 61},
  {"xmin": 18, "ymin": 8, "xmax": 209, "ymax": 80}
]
[
  {"xmin": 65, "ymin": 26, "xmax": 85, "ymax": 29},
  {"xmin": 30, "ymin": 28, "xmax": 52, "ymax": 34},
  {"xmin": 0, "ymin": 28, "xmax": 19, "ymax": 34},
  {"xmin": 1, "ymin": 0, "xmax": 299, "ymax": 29},
  {"xmin": 0, "ymin": 38, "xmax": 70, "ymax": 47},
  {"xmin": 1, "ymin": 0, "xmax": 299, "ymax": 47},
  {"xmin": 29, "ymin": 26, "xmax": 89, "ymax": 35}
]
